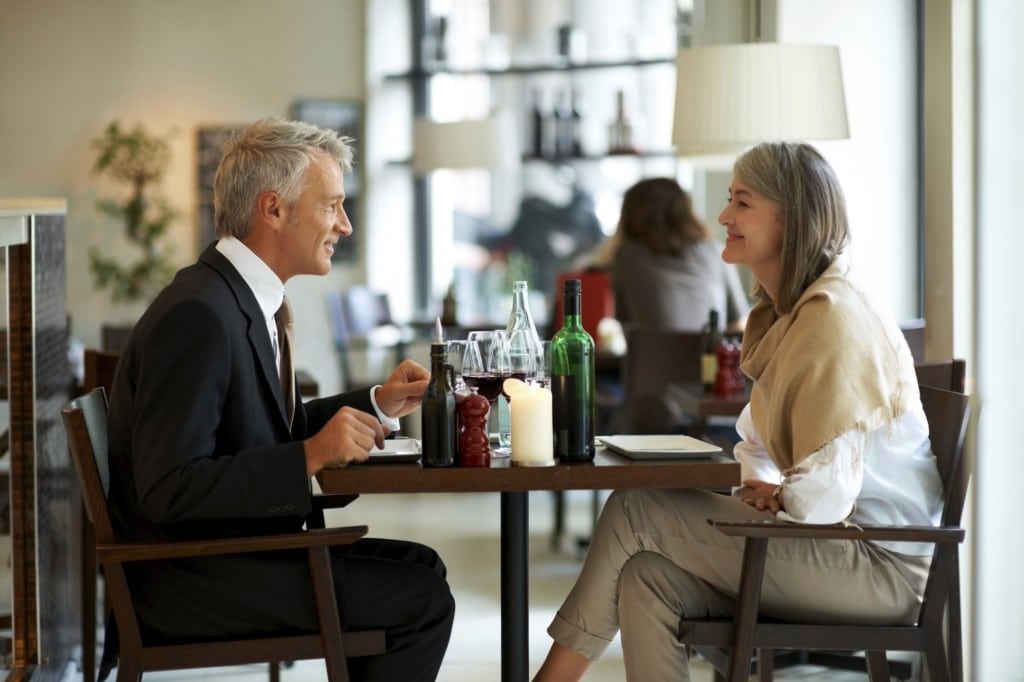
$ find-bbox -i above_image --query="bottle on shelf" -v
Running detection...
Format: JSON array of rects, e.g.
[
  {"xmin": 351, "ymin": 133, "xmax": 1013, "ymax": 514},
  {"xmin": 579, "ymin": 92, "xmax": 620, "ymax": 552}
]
[
  {"xmin": 553, "ymin": 89, "xmax": 574, "ymax": 159},
  {"xmin": 608, "ymin": 89, "xmax": 637, "ymax": 154},
  {"xmin": 441, "ymin": 281, "xmax": 458, "ymax": 327},
  {"xmin": 569, "ymin": 89, "xmax": 584, "ymax": 157},
  {"xmin": 551, "ymin": 279, "xmax": 596, "ymax": 462},
  {"xmin": 530, "ymin": 88, "xmax": 548, "ymax": 158},
  {"xmin": 421, "ymin": 317, "xmax": 457, "ymax": 467},
  {"xmin": 701, "ymin": 309, "xmax": 722, "ymax": 395}
]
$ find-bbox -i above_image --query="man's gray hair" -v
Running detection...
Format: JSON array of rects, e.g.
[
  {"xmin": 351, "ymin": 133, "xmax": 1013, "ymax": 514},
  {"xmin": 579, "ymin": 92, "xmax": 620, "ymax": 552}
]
[{"xmin": 213, "ymin": 117, "xmax": 354, "ymax": 240}]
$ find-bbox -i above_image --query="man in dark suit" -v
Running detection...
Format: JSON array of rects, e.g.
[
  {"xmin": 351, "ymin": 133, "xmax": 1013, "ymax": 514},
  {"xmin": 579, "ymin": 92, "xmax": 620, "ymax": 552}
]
[{"xmin": 106, "ymin": 117, "xmax": 454, "ymax": 681}]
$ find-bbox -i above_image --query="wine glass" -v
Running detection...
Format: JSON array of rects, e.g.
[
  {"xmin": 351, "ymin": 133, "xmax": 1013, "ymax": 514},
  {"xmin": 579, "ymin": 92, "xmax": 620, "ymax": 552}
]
[
  {"xmin": 462, "ymin": 330, "xmax": 513, "ymax": 457},
  {"xmin": 446, "ymin": 339, "xmax": 469, "ymax": 393},
  {"xmin": 461, "ymin": 330, "xmax": 508, "ymax": 403},
  {"xmin": 529, "ymin": 340, "xmax": 551, "ymax": 389}
]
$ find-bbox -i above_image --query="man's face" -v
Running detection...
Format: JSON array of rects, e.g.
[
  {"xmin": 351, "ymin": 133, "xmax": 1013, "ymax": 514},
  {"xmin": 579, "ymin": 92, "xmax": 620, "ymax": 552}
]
[{"xmin": 279, "ymin": 153, "xmax": 351, "ymax": 279}]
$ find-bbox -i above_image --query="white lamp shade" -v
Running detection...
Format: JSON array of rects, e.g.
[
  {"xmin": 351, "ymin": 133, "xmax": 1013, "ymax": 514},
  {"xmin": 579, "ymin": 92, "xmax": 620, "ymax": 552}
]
[
  {"xmin": 672, "ymin": 43, "xmax": 849, "ymax": 157},
  {"xmin": 412, "ymin": 111, "xmax": 520, "ymax": 174}
]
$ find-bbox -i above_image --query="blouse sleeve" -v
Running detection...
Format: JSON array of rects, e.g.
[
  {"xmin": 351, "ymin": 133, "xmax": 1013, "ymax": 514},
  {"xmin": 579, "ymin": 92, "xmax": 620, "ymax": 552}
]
[
  {"xmin": 732, "ymin": 404, "xmax": 782, "ymax": 489},
  {"xmin": 735, "ymin": 405, "xmax": 867, "ymax": 524},
  {"xmin": 776, "ymin": 428, "xmax": 867, "ymax": 524}
]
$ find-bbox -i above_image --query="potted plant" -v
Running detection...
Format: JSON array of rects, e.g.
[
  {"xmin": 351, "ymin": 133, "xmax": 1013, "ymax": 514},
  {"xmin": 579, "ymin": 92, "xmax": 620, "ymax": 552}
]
[{"xmin": 90, "ymin": 120, "xmax": 178, "ymax": 304}]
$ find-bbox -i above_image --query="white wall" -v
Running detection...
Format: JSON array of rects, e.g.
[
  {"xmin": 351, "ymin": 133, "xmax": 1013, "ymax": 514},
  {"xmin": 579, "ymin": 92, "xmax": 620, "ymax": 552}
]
[
  {"xmin": 974, "ymin": 0, "xmax": 1024, "ymax": 677},
  {"xmin": 0, "ymin": 0, "xmax": 366, "ymax": 394},
  {"xmin": 776, "ymin": 0, "xmax": 919, "ymax": 321}
]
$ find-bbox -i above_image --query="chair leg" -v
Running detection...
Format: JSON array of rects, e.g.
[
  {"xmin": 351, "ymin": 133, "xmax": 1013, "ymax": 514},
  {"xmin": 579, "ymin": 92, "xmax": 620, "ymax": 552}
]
[
  {"xmin": 757, "ymin": 648, "xmax": 774, "ymax": 682},
  {"xmin": 551, "ymin": 491, "xmax": 564, "ymax": 551},
  {"xmin": 269, "ymin": 661, "xmax": 280, "ymax": 682},
  {"xmin": 865, "ymin": 651, "xmax": 892, "ymax": 681}
]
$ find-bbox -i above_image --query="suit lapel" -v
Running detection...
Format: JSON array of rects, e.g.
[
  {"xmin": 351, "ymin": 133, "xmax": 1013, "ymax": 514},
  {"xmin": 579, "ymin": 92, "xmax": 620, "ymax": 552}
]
[{"xmin": 200, "ymin": 246, "xmax": 292, "ymax": 428}]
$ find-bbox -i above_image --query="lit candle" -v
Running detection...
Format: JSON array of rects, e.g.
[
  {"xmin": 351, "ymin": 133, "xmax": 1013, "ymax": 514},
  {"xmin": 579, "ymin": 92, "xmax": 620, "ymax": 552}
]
[{"xmin": 503, "ymin": 378, "xmax": 555, "ymax": 467}]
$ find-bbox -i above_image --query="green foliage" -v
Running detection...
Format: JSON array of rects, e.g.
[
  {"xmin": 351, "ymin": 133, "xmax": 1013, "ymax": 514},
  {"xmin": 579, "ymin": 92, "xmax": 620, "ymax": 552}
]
[{"xmin": 89, "ymin": 121, "xmax": 178, "ymax": 303}]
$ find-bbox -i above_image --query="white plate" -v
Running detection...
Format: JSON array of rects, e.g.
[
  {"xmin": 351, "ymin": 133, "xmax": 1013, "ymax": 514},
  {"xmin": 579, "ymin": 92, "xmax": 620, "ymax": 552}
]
[
  {"xmin": 366, "ymin": 437, "xmax": 422, "ymax": 463},
  {"xmin": 598, "ymin": 435, "xmax": 722, "ymax": 460}
]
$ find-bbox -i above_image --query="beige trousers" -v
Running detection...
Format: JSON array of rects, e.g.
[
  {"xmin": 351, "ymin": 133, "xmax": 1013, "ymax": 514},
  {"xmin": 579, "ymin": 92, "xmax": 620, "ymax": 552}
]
[{"xmin": 547, "ymin": 488, "xmax": 930, "ymax": 682}]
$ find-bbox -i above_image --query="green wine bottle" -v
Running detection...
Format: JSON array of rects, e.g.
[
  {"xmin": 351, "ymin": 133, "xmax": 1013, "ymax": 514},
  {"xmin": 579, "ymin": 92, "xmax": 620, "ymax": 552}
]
[{"xmin": 550, "ymin": 279, "xmax": 595, "ymax": 462}]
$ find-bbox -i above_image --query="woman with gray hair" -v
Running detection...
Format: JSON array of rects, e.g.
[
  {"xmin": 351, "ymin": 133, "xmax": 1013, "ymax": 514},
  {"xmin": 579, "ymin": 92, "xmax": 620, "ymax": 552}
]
[{"xmin": 533, "ymin": 142, "xmax": 940, "ymax": 681}]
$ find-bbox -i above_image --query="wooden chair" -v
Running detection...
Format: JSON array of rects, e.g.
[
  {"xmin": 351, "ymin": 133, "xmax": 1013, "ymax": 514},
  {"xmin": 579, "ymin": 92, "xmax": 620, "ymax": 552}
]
[
  {"xmin": 678, "ymin": 384, "xmax": 971, "ymax": 682},
  {"xmin": 900, "ymin": 318, "xmax": 926, "ymax": 363},
  {"xmin": 80, "ymin": 348, "xmax": 121, "ymax": 682},
  {"xmin": 62, "ymin": 388, "xmax": 386, "ymax": 681},
  {"xmin": 761, "ymin": 358, "xmax": 970, "ymax": 680},
  {"xmin": 916, "ymin": 359, "xmax": 967, "ymax": 393}
]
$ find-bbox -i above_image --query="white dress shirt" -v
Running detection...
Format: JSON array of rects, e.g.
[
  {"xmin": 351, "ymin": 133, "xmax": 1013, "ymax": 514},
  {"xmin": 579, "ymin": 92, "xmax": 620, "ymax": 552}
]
[{"xmin": 215, "ymin": 237, "xmax": 399, "ymax": 431}]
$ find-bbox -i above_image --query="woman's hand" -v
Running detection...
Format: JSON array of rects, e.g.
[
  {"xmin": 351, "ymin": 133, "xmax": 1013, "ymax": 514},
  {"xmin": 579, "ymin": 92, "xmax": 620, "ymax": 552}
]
[{"xmin": 739, "ymin": 478, "xmax": 785, "ymax": 514}]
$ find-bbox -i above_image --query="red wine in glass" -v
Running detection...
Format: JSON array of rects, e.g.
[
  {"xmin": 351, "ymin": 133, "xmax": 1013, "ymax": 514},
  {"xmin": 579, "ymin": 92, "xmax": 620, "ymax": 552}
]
[{"xmin": 462, "ymin": 372, "xmax": 505, "ymax": 403}]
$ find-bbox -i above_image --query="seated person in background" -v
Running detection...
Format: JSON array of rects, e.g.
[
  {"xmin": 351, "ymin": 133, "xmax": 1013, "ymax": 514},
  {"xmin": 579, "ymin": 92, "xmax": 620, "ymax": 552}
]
[
  {"xmin": 532, "ymin": 142, "xmax": 941, "ymax": 681},
  {"xmin": 106, "ymin": 117, "xmax": 454, "ymax": 682},
  {"xmin": 612, "ymin": 177, "xmax": 749, "ymax": 333}
]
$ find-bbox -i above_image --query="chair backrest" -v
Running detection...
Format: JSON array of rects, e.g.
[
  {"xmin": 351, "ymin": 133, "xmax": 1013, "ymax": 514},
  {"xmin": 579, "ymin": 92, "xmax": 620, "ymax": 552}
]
[
  {"xmin": 915, "ymin": 359, "xmax": 967, "ymax": 393},
  {"xmin": 918, "ymin": 385, "xmax": 972, "ymax": 529},
  {"xmin": 62, "ymin": 388, "xmax": 115, "ymax": 545},
  {"xmin": 623, "ymin": 328, "xmax": 705, "ymax": 433},
  {"xmin": 84, "ymin": 348, "xmax": 120, "ymax": 395},
  {"xmin": 900, "ymin": 318, "xmax": 926, "ymax": 363},
  {"xmin": 343, "ymin": 286, "xmax": 394, "ymax": 336}
]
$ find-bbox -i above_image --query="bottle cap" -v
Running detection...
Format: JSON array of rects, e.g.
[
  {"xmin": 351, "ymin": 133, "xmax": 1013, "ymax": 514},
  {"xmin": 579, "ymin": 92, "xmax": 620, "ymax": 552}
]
[{"xmin": 563, "ymin": 279, "xmax": 581, "ymax": 295}]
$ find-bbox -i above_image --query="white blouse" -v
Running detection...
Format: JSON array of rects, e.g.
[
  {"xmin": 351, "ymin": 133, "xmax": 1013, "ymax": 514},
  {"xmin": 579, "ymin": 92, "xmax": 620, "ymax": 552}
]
[{"xmin": 732, "ymin": 402, "xmax": 944, "ymax": 556}]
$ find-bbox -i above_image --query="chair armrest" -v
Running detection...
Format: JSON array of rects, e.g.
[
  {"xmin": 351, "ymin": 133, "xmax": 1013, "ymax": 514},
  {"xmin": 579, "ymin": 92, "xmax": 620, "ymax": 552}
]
[
  {"xmin": 97, "ymin": 525, "xmax": 368, "ymax": 563},
  {"xmin": 307, "ymin": 493, "xmax": 360, "ymax": 529},
  {"xmin": 709, "ymin": 519, "xmax": 965, "ymax": 544}
]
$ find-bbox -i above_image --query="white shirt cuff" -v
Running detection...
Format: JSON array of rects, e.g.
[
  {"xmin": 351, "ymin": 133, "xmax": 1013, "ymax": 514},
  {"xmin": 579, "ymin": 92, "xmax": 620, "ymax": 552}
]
[{"xmin": 369, "ymin": 385, "xmax": 401, "ymax": 433}]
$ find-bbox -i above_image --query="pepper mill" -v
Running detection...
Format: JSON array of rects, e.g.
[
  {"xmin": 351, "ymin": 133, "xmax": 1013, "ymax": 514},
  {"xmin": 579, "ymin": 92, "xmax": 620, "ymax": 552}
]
[{"xmin": 458, "ymin": 386, "xmax": 490, "ymax": 467}]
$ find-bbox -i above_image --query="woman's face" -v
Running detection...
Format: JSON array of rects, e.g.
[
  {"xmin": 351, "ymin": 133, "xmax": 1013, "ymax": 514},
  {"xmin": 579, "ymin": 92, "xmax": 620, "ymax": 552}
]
[{"xmin": 718, "ymin": 177, "xmax": 786, "ymax": 296}]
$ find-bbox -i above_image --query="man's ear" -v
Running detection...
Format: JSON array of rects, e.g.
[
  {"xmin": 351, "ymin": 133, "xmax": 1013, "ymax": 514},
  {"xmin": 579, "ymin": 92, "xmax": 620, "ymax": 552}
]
[{"xmin": 255, "ymin": 191, "xmax": 286, "ymax": 229}]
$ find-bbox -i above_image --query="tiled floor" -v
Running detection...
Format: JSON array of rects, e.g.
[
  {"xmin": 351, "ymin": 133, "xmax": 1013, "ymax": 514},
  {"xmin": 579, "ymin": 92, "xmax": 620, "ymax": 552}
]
[{"xmin": 63, "ymin": 490, "xmax": 880, "ymax": 681}]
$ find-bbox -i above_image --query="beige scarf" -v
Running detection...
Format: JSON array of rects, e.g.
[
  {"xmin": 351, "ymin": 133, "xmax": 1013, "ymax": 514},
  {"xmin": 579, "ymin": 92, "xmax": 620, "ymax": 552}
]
[{"xmin": 740, "ymin": 262, "xmax": 919, "ymax": 472}]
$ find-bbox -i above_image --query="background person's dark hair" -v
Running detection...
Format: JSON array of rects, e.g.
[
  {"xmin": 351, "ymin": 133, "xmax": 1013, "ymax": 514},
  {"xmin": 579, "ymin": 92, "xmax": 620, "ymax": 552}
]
[{"xmin": 618, "ymin": 177, "xmax": 709, "ymax": 258}]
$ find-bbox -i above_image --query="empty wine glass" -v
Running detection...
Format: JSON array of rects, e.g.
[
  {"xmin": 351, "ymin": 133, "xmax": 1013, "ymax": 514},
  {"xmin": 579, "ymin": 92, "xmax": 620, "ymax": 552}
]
[
  {"xmin": 446, "ymin": 339, "xmax": 469, "ymax": 393},
  {"xmin": 530, "ymin": 340, "xmax": 551, "ymax": 389}
]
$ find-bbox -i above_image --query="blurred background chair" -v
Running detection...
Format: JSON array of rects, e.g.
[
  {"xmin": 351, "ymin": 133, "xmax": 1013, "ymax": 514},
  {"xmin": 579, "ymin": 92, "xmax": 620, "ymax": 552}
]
[
  {"xmin": 681, "ymin": 384, "xmax": 971, "ymax": 682},
  {"xmin": 621, "ymin": 328, "xmax": 705, "ymax": 435},
  {"xmin": 63, "ymin": 388, "xmax": 386, "ymax": 682},
  {"xmin": 326, "ymin": 287, "xmax": 412, "ymax": 391}
]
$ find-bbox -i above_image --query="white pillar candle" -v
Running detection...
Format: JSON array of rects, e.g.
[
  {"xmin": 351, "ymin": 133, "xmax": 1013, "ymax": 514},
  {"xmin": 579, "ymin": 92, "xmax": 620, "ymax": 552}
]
[{"xmin": 504, "ymin": 379, "xmax": 555, "ymax": 467}]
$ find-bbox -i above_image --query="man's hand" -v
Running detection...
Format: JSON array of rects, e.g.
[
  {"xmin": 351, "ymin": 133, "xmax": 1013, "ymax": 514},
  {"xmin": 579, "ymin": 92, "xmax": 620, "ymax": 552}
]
[
  {"xmin": 374, "ymin": 359, "xmax": 431, "ymax": 418},
  {"xmin": 739, "ymin": 478, "xmax": 784, "ymax": 514},
  {"xmin": 304, "ymin": 406, "xmax": 390, "ymax": 475}
]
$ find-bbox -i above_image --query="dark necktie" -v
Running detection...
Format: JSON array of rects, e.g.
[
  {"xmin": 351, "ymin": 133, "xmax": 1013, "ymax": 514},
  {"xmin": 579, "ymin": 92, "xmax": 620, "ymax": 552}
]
[{"xmin": 275, "ymin": 296, "xmax": 296, "ymax": 426}]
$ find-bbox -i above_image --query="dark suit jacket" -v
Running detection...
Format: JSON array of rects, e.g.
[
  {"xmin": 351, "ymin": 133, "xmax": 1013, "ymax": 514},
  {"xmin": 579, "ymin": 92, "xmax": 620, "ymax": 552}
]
[{"xmin": 107, "ymin": 244, "xmax": 375, "ymax": 638}]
